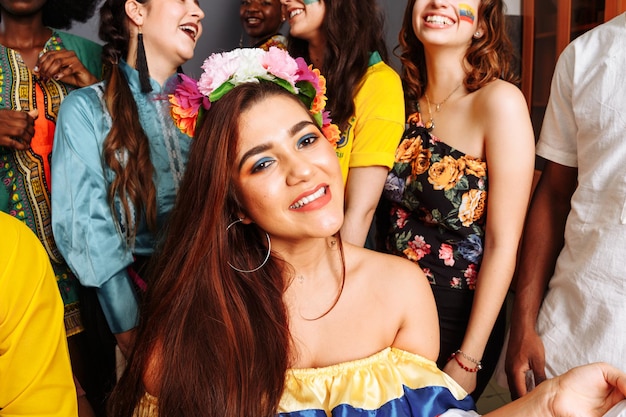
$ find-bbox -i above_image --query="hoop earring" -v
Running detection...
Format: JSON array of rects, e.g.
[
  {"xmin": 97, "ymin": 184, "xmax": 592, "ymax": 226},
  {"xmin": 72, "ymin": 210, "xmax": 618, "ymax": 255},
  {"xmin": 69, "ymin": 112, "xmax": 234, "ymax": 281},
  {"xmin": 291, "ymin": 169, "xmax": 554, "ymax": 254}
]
[{"xmin": 226, "ymin": 219, "xmax": 271, "ymax": 273}]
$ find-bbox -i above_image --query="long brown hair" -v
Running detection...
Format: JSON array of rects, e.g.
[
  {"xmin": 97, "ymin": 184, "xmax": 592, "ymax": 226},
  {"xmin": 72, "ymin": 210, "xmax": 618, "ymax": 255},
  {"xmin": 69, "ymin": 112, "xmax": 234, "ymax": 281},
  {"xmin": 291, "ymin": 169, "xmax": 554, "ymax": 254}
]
[
  {"xmin": 288, "ymin": 0, "xmax": 389, "ymax": 132},
  {"xmin": 108, "ymin": 82, "xmax": 304, "ymax": 417},
  {"xmin": 399, "ymin": 0, "xmax": 518, "ymax": 114},
  {"xmin": 99, "ymin": 0, "xmax": 157, "ymax": 245}
]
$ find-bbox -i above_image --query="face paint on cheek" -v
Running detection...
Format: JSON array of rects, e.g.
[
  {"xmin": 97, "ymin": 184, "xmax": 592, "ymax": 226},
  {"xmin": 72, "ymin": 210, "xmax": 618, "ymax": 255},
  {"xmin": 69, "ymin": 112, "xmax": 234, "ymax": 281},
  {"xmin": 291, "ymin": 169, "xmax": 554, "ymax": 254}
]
[
  {"xmin": 303, "ymin": 0, "xmax": 319, "ymax": 4},
  {"xmin": 458, "ymin": 3, "xmax": 476, "ymax": 24}
]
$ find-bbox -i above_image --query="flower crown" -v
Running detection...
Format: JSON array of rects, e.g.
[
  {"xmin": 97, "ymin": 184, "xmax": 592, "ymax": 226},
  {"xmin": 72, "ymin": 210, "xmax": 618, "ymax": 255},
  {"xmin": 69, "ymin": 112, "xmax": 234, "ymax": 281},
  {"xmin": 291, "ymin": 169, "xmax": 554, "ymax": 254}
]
[{"xmin": 169, "ymin": 47, "xmax": 340, "ymax": 146}]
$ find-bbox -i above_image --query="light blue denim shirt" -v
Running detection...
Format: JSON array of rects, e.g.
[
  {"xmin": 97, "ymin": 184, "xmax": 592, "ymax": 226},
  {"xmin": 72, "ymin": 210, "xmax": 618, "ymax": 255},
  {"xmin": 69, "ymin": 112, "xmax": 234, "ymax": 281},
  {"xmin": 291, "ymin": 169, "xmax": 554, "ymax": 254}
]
[{"xmin": 51, "ymin": 61, "xmax": 190, "ymax": 333}]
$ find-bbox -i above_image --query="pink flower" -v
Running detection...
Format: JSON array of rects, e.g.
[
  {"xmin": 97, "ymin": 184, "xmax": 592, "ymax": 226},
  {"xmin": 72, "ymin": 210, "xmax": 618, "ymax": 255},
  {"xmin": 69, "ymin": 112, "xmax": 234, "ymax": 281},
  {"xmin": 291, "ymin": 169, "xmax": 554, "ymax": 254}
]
[
  {"xmin": 464, "ymin": 264, "xmax": 478, "ymax": 290},
  {"xmin": 395, "ymin": 207, "xmax": 409, "ymax": 228},
  {"xmin": 438, "ymin": 243, "xmax": 455, "ymax": 267},
  {"xmin": 322, "ymin": 110, "xmax": 332, "ymax": 127},
  {"xmin": 295, "ymin": 57, "xmax": 319, "ymax": 91},
  {"xmin": 262, "ymin": 47, "xmax": 299, "ymax": 87},
  {"xmin": 175, "ymin": 74, "xmax": 210, "ymax": 113},
  {"xmin": 198, "ymin": 50, "xmax": 243, "ymax": 95},
  {"xmin": 168, "ymin": 74, "xmax": 210, "ymax": 137},
  {"xmin": 405, "ymin": 235, "xmax": 431, "ymax": 261},
  {"xmin": 450, "ymin": 277, "xmax": 462, "ymax": 289}
]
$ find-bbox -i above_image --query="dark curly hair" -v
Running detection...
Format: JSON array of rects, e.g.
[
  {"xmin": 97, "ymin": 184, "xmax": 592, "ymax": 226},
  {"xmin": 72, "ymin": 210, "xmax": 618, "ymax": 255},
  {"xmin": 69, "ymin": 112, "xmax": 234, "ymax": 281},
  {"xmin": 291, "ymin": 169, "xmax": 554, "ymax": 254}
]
[
  {"xmin": 288, "ymin": 0, "xmax": 389, "ymax": 132},
  {"xmin": 399, "ymin": 0, "xmax": 518, "ymax": 114},
  {"xmin": 18, "ymin": 0, "xmax": 101, "ymax": 29}
]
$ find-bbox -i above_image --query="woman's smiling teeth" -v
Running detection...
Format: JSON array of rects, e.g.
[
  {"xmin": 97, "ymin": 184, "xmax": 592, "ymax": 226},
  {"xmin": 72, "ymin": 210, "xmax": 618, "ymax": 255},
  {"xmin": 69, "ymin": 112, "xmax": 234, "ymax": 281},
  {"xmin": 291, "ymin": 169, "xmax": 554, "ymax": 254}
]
[
  {"xmin": 426, "ymin": 15, "xmax": 454, "ymax": 25},
  {"xmin": 289, "ymin": 9, "xmax": 303, "ymax": 19},
  {"xmin": 290, "ymin": 187, "xmax": 327, "ymax": 209},
  {"xmin": 180, "ymin": 25, "xmax": 198, "ymax": 40}
]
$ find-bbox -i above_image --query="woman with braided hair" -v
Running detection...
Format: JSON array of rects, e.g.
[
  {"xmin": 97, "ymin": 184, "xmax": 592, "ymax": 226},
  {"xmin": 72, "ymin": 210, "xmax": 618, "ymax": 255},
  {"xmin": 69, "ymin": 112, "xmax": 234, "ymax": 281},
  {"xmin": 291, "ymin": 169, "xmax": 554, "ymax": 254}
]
[
  {"xmin": 51, "ymin": 0, "xmax": 204, "ymax": 362},
  {"xmin": 0, "ymin": 0, "xmax": 102, "ymax": 414}
]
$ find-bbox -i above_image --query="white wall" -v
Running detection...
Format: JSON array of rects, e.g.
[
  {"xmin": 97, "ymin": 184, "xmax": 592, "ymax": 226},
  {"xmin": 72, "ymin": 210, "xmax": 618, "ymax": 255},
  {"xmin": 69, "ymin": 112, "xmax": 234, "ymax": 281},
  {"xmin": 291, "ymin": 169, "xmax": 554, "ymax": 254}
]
[{"xmin": 505, "ymin": 0, "xmax": 521, "ymax": 15}]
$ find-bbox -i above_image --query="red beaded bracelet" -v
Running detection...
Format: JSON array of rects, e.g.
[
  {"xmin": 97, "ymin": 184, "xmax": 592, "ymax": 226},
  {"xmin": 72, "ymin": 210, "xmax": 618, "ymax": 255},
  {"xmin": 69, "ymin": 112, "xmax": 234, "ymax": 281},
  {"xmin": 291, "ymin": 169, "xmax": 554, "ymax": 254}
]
[{"xmin": 448, "ymin": 351, "xmax": 482, "ymax": 373}]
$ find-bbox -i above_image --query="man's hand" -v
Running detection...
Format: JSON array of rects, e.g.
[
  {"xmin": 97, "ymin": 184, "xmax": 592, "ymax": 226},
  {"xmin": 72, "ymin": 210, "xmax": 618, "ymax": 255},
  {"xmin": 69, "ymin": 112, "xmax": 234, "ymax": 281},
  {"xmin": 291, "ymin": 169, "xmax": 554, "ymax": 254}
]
[
  {"xmin": 0, "ymin": 109, "xmax": 38, "ymax": 150},
  {"xmin": 34, "ymin": 50, "xmax": 98, "ymax": 87},
  {"xmin": 506, "ymin": 326, "xmax": 547, "ymax": 398}
]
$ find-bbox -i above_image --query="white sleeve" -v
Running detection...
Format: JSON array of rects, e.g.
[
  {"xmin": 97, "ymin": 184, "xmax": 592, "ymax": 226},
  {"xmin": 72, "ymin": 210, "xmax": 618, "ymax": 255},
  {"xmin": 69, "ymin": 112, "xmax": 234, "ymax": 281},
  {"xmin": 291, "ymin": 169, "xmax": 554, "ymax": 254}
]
[
  {"xmin": 603, "ymin": 400, "xmax": 626, "ymax": 417},
  {"xmin": 438, "ymin": 409, "xmax": 481, "ymax": 417}
]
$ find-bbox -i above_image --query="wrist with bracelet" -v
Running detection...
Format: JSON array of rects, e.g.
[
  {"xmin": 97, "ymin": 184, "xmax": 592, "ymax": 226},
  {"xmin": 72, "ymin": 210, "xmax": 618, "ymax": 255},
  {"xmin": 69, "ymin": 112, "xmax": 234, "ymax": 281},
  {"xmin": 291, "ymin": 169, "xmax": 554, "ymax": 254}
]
[{"xmin": 448, "ymin": 349, "xmax": 482, "ymax": 373}]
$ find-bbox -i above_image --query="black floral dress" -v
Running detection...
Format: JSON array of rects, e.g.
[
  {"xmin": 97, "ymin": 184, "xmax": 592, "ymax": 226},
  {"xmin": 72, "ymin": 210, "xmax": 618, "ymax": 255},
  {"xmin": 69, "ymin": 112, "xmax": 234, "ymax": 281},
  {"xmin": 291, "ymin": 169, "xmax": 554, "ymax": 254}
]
[
  {"xmin": 380, "ymin": 112, "xmax": 505, "ymax": 399},
  {"xmin": 382, "ymin": 112, "xmax": 488, "ymax": 290}
]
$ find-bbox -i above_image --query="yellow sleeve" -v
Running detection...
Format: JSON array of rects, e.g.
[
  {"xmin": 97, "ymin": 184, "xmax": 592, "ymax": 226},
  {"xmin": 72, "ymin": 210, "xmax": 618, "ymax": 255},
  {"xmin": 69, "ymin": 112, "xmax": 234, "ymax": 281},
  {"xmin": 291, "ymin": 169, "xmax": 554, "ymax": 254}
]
[
  {"xmin": 336, "ymin": 62, "xmax": 405, "ymax": 182},
  {"xmin": 132, "ymin": 392, "xmax": 159, "ymax": 417},
  {"xmin": 0, "ymin": 213, "xmax": 77, "ymax": 417}
]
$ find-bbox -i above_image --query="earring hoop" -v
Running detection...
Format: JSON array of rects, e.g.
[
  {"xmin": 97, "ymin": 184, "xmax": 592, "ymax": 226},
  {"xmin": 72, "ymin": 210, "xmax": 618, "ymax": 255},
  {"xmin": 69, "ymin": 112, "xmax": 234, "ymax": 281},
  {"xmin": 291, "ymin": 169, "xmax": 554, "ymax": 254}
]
[{"xmin": 226, "ymin": 219, "xmax": 271, "ymax": 273}]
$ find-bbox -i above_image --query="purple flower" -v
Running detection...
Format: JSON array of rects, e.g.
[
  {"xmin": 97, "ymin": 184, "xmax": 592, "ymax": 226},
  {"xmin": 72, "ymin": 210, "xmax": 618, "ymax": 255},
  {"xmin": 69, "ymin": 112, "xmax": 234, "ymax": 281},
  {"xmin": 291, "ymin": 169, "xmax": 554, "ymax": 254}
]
[{"xmin": 174, "ymin": 73, "xmax": 209, "ymax": 113}]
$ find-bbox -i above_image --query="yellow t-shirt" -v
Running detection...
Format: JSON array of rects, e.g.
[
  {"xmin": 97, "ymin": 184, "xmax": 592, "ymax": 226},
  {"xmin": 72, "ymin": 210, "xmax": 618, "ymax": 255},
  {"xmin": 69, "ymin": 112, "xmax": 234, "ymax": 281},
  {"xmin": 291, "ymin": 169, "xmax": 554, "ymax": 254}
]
[
  {"xmin": 334, "ymin": 54, "xmax": 405, "ymax": 183},
  {"xmin": 0, "ymin": 212, "xmax": 77, "ymax": 417}
]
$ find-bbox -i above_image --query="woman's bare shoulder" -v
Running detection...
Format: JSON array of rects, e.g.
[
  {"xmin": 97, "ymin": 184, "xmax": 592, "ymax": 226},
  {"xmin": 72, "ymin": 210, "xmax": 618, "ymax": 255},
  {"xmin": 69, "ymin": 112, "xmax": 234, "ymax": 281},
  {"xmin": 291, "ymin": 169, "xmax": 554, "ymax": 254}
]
[
  {"xmin": 345, "ymin": 245, "xmax": 439, "ymax": 359},
  {"xmin": 474, "ymin": 79, "xmax": 528, "ymax": 114},
  {"xmin": 346, "ymin": 245, "xmax": 429, "ymax": 294}
]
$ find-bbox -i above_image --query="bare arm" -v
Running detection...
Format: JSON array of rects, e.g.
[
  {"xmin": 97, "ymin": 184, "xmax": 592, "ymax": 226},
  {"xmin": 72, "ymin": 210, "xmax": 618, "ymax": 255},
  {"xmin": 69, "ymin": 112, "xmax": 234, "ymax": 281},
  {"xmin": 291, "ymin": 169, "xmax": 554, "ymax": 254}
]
[
  {"xmin": 391, "ymin": 258, "xmax": 440, "ymax": 362},
  {"xmin": 341, "ymin": 166, "xmax": 389, "ymax": 246},
  {"xmin": 485, "ymin": 363, "xmax": 626, "ymax": 417},
  {"xmin": 443, "ymin": 83, "xmax": 535, "ymax": 393},
  {"xmin": 505, "ymin": 160, "xmax": 578, "ymax": 398}
]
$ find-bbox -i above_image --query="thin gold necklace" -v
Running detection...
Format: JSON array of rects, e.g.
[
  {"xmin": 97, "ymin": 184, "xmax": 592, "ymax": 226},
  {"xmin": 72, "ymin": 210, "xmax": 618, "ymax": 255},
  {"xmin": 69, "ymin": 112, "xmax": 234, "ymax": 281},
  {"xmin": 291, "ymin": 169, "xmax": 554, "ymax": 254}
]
[{"xmin": 423, "ymin": 84, "xmax": 462, "ymax": 131}]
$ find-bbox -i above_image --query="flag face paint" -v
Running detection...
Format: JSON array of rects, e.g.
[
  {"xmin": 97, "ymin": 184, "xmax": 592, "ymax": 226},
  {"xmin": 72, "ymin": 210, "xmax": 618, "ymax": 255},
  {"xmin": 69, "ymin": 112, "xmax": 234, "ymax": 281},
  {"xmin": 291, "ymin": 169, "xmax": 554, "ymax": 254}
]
[
  {"xmin": 458, "ymin": 3, "xmax": 476, "ymax": 24},
  {"xmin": 303, "ymin": 0, "xmax": 319, "ymax": 4}
]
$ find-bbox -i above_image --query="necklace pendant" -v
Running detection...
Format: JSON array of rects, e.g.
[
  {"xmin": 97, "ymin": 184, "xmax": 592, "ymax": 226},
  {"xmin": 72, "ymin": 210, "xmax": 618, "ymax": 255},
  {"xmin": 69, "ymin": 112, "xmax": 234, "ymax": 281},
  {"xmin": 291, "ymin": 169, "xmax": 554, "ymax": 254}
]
[
  {"xmin": 425, "ymin": 119, "xmax": 435, "ymax": 131},
  {"xmin": 435, "ymin": 104, "xmax": 441, "ymax": 112}
]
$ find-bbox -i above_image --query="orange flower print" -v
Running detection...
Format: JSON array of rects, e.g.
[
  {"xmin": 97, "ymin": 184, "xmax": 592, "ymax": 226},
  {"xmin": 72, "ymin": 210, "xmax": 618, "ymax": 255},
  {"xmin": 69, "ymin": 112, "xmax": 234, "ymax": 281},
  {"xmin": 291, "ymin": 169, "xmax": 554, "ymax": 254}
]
[
  {"xmin": 395, "ymin": 138, "xmax": 420, "ymax": 163},
  {"xmin": 462, "ymin": 155, "xmax": 486, "ymax": 178},
  {"xmin": 458, "ymin": 189, "xmax": 486, "ymax": 227},
  {"xmin": 412, "ymin": 144, "xmax": 432, "ymax": 177},
  {"xmin": 428, "ymin": 155, "xmax": 464, "ymax": 190}
]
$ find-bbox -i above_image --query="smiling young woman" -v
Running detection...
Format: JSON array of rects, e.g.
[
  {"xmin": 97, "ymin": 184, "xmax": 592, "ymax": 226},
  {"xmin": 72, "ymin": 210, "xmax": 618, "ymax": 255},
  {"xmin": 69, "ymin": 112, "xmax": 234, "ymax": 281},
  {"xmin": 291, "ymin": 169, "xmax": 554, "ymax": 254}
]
[
  {"xmin": 377, "ymin": 0, "xmax": 535, "ymax": 400},
  {"xmin": 106, "ymin": 47, "xmax": 626, "ymax": 417},
  {"xmin": 51, "ymin": 0, "xmax": 204, "ymax": 363}
]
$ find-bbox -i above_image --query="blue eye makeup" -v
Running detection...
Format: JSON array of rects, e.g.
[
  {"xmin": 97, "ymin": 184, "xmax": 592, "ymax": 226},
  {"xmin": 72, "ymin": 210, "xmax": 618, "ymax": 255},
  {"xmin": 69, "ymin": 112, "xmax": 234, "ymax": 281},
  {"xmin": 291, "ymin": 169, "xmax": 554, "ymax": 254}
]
[
  {"xmin": 251, "ymin": 157, "xmax": 275, "ymax": 173},
  {"xmin": 297, "ymin": 133, "xmax": 318, "ymax": 148}
]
